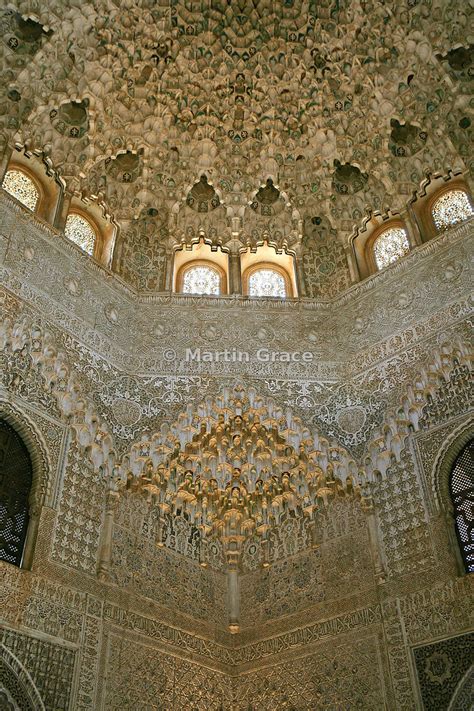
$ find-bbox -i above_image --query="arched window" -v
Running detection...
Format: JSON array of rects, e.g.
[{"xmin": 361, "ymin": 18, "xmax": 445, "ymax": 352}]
[
  {"xmin": 247, "ymin": 267, "xmax": 287, "ymax": 297},
  {"xmin": 373, "ymin": 227, "xmax": 410, "ymax": 270},
  {"xmin": 450, "ymin": 439, "xmax": 474, "ymax": 573},
  {"xmin": 181, "ymin": 263, "xmax": 221, "ymax": 295},
  {"xmin": 64, "ymin": 213, "xmax": 96, "ymax": 255},
  {"xmin": 0, "ymin": 419, "xmax": 33, "ymax": 567},
  {"xmin": 1, "ymin": 169, "xmax": 39, "ymax": 212},
  {"xmin": 432, "ymin": 190, "xmax": 473, "ymax": 231}
]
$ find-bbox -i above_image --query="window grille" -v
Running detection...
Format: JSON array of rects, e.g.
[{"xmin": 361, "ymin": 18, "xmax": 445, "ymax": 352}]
[
  {"xmin": 373, "ymin": 227, "xmax": 410, "ymax": 270},
  {"xmin": 0, "ymin": 420, "xmax": 33, "ymax": 566},
  {"xmin": 64, "ymin": 213, "xmax": 96, "ymax": 254},
  {"xmin": 248, "ymin": 268, "xmax": 286, "ymax": 297},
  {"xmin": 432, "ymin": 190, "xmax": 473, "ymax": 231},
  {"xmin": 2, "ymin": 169, "xmax": 39, "ymax": 211},
  {"xmin": 182, "ymin": 265, "xmax": 221, "ymax": 295},
  {"xmin": 450, "ymin": 439, "xmax": 474, "ymax": 572}
]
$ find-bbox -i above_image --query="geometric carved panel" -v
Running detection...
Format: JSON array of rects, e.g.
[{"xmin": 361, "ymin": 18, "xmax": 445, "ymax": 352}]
[
  {"xmin": 240, "ymin": 507, "xmax": 372, "ymax": 627},
  {"xmin": 240, "ymin": 548, "xmax": 324, "ymax": 625},
  {"xmin": 420, "ymin": 364, "xmax": 474, "ymax": 431},
  {"xmin": 103, "ymin": 634, "xmax": 233, "ymax": 710},
  {"xmin": 413, "ymin": 632, "xmax": 474, "ymax": 711},
  {"xmin": 235, "ymin": 635, "xmax": 387, "ymax": 710},
  {"xmin": 0, "ymin": 646, "xmax": 41, "ymax": 711},
  {"xmin": 374, "ymin": 449, "xmax": 433, "ymax": 577},
  {"xmin": 110, "ymin": 493, "xmax": 227, "ymax": 625},
  {"xmin": 110, "ymin": 523, "xmax": 227, "ymax": 625},
  {"xmin": 51, "ymin": 440, "xmax": 105, "ymax": 573}
]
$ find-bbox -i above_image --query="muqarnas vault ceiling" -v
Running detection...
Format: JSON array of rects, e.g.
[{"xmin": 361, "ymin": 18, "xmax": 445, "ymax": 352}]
[{"xmin": 0, "ymin": 0, "xmax": 472, "ymax": 237}]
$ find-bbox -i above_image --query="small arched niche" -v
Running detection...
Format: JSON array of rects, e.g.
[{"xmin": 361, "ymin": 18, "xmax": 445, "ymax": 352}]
[
  {"xmin": 1, "ymin": 150, "xmax": 62, "ymax": 223},
  {"xmin": 351, "ymin": 215, "xmax": 413, "ymax": 279},
  {"xmin": 241, "ymin": 243, "xmax": 297, "ymax": 298},
  {"xmin": 64, "ymin": 196, "xmax": 117, "ymax": 266},
  {"xmin": 410, "ymin": 175, "xmax": 473, "ymax": 242},
  {"xmin": 174, "ymin": 239, "xmax": 228, "ymax": 295}
]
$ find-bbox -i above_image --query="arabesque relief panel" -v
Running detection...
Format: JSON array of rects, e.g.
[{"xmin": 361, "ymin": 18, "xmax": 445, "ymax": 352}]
[{"xmin": 0, "ymin": 194, "xmax": 472, "ymax": 708}]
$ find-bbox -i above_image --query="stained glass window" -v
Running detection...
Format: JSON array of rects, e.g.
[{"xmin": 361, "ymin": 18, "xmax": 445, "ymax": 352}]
[
  {"xmin": 2, "ymin": 169, "xmax": 39, "ymax": 211},
  {"xmin": 0, "ymin": 419, "xmax": 33, "ymax": 567},
  {"xmin": 432, "ymin": 190, "xmax": 473, "ymax": 231},
  {"xmin": 182, "ymin": 265, "xmax": 221, "ymax": 295},
  {"xmin": 64, "ymin": 213, "xmax": 96, "ymax": 255},
  {"xmin": 248, "ymin": 268, "xmax": 287, "ymax": 297},
  {"xmin": 450, "ymin": 439, "xmax": 474, "ymax": 573},
  {"xmin": 373, "ymin": 227, "xmax": 410, "ymax": 270}
]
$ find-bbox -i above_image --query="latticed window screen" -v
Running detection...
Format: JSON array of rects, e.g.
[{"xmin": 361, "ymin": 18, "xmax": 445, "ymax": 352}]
[
  {"xmin": 248, "ymin": 268, "xmax": 287, "ymax": 297},
  {"xmin": 182, "ymin": 265, "xmax": 221, "ymax": 295},
  {"xmin": 432, "ymin": 190, "xmax": 473, "ymax": 231},
  {"xmin": 0, "ymin": 420, "xmax": 33, "ymax": 566},
  {"xmin": 373, "ymin": 227, "xmax": 410, "ymax": 270},
  {"xmin": 64, "ymin": 213, "xmax": 96, "ymax": 254},
  {"xmin": 2, "ymin": 169, "xmax": 39, "ymax": 211},
  {"xmin": 450, "ymin": 439, "xmax": 474, "ymax": 573}
]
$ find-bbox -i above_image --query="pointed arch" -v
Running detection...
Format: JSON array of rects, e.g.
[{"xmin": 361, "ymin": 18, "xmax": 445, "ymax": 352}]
[{"xmin": 0, "ymin": 400, "xmax": 51, "ymax": 506}]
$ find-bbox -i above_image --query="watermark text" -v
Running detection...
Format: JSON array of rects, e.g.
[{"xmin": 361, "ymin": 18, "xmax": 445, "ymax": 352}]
[{"xmin": 185, "ymin": 348, "xmax": 313, "ymax": 363}]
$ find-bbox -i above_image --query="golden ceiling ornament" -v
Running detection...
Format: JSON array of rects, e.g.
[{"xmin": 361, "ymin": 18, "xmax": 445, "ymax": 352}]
[{"xmin": 117, "ymin": 386, "xmax": 368, "ymax": 567}]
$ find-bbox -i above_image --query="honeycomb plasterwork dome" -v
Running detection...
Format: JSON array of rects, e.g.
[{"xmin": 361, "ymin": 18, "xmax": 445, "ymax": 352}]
[
  {"xmin": 186, "ymin": 175, "xmax": 220, "ymax": 212},
  {"xmin": 0, "ymin": 0, "xmax": 470, "ymax": 241},
  {"xmin": 104, "ymin": 150, "xmax": 142, "ymax": 184},
  {"xmin": 50, "ymin": 99, "xmax": 89, "ymax": 139}
]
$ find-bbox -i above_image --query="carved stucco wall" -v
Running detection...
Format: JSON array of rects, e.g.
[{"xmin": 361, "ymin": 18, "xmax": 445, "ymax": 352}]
[
  {"xmin": 233, "ymin": 632, "xmax": 389, "ymax": 710},
  {"xmin": 0, "ymin": 195, "xmax": 473, "ymax": 709},
  {"xmin": 239, "ymin": 500, "xmax": 371, "ymax": 628},
  {"xmin": 109, "ymin": 492, "xmax": 228, "ymax": 627}
]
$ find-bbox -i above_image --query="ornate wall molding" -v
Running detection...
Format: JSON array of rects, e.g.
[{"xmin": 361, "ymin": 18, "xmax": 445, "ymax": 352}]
[
  {"xmin": 1, "ymin": 194, "xmax": 472, "ymax": 380},
  {"xmin": 1, "ymin": 190, "xmax": 471, "ymax": 301}
]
